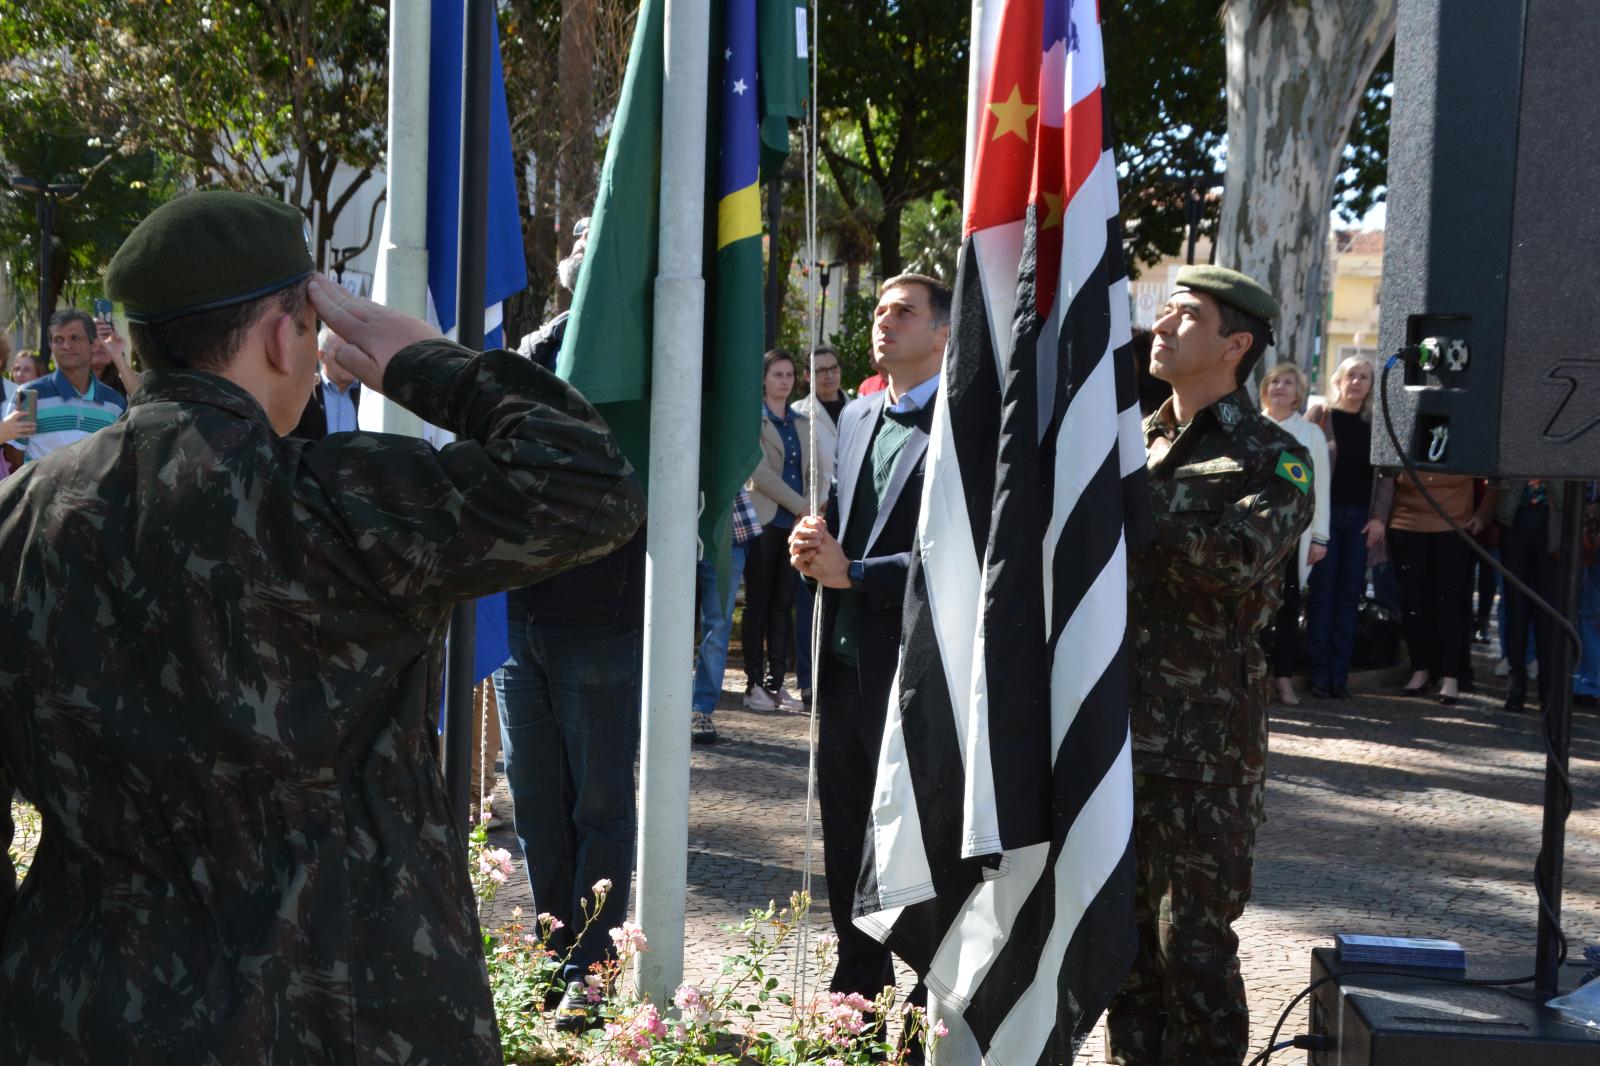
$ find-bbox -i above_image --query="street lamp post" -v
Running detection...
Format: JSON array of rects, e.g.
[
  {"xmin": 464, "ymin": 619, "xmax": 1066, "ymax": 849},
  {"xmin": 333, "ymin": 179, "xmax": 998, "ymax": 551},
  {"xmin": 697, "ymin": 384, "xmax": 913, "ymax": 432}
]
[
  {"xmin": 9, "ymin": 175, "xmax": 83, "ymax": 360},
  {"xmin": 815, "ymin": 259, "xmax": 844, "ymax": 347}
]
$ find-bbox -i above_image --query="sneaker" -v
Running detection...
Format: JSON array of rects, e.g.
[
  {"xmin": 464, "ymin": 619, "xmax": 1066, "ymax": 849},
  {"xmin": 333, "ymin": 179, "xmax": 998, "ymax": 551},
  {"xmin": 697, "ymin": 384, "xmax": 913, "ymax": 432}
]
[
  {"xmin": 553, "ymin": 980, "xmax": 590, "ymax": 1033},
  {"xmin": 743, "ymin": 687, "xmax": 777, "ymax": 711},
  {"xmin": 691, "ymin": 711, "xmax": 718, "ymax": 744},
  {"xmin": 775, "ymin": 687, "xmax": 806, "ymax": 711}
]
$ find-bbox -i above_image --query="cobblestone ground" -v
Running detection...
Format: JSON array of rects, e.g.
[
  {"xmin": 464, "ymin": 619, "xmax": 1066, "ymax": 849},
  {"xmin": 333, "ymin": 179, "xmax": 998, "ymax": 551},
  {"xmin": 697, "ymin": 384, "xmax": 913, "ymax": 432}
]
[{"xmin": 481, "ymin": 648, "xmax": 1600, "ymax": 1064}]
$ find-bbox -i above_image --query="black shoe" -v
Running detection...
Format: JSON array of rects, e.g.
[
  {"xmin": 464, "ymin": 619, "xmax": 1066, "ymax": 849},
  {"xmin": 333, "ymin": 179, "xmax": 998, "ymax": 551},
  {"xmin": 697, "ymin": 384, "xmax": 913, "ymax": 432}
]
[
  {"xmin": 1397, "ymin": 684, "xmax": 1429, "ymax": 698},
  {"xmin": 553, "ymin": 980, "xmax": 590, "ymax": 1033},
  {"xmin": 1332, "ymin": 683, "xmax": 1352, "ymax": 699},
  {"xmin": 1309, "ymin": 684, "xmax": 1335, "ymax": 699},
  {"xmin": 1575, "ymin": 694, "xmax": 1599, "ymax": 709},
  {"xmin": 1505, "ymin": 675, "xmax": 1527, "ymax": 714},
  {"xmin": 1438, "ymin": 694, "xmax": 1460, "ymax": 706}
]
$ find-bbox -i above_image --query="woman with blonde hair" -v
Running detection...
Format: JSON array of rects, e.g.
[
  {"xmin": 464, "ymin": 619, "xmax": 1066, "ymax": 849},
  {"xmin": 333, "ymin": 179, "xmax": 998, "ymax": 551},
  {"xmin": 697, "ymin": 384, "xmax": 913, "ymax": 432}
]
[
  {"xmin": 1304, "ymin": 355, "xmax": 1378, "ymax": 698},
  {"xmin": 1260, "ymin": 363, "xmax": 1330, "ymax": 704}
]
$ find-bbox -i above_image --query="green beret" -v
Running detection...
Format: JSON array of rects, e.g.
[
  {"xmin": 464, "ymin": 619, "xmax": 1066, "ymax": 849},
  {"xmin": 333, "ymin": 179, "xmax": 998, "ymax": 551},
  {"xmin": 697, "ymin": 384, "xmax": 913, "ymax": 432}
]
[
  {"xmin": 107, "ymin": 191, "xmax": 314, "ymax": 325},
  {"xmin": 1173, "ymin": 265, "xmax": 1280, "ymax": 323}
]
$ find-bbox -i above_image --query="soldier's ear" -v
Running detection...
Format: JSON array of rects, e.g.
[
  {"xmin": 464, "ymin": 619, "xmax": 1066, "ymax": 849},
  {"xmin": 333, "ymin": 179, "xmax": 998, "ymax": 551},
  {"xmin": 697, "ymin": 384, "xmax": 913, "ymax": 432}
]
[
  {"xmin": 1222, "ymin": 330, "xmax": 1253, "ymax": 369},
  {"xmin": 262, "ymin": 310, "xmax": 310, "ymax": 378}
]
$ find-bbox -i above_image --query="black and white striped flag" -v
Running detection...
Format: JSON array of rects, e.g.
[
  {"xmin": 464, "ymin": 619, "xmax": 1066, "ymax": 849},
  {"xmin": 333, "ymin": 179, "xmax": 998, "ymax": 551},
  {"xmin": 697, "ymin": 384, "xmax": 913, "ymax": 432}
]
[{"xmin": 852, "ymin": 1, "xmax": 1152, "ymax": 1060}]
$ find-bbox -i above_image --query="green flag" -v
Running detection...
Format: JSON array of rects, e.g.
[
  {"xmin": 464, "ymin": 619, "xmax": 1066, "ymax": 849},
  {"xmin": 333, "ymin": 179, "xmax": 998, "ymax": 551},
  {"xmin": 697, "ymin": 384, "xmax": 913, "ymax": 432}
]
[
  {"xmin": 758, "ymin": 0, "xmax": 809, "ymax": 176},
  {"xmin": 560, "ymin": 0, "xmax": 804, "ymax": 567}
]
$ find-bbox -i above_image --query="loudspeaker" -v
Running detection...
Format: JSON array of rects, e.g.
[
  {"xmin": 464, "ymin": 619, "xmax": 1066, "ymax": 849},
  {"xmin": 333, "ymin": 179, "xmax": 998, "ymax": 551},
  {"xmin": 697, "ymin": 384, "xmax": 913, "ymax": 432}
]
[
  {"xmin": 1373, "ymin": 0, "xmax": 1600, "ymax": 477},
  {"xmin": 1307, "ymin": 948, "xmax": 1600, "ymax": 1065}
]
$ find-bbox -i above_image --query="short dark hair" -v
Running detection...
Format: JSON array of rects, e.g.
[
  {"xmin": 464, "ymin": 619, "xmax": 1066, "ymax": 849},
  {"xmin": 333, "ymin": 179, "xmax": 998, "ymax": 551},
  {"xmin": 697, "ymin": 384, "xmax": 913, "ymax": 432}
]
[
  {"xmin": 880, "ymin": 273, "xmax": 952, "ymax": 329},
  {"xmin": 763, "ymin": 348, "xmax": 796, "ymax": 375},
  {"xmin": 1215, "ymin": 301, "xmax": 1273, "ymax": 387},
  {"xmin": 809, "ymin": 345, "xmax": 840, "ymax": 368},
  {"xmin": 129, "ymin": 280, "xmax": 311, "ymax": 372},
  {"xmin": 48, "ymin": 308, "xmax": 95, "ymax": 341}
]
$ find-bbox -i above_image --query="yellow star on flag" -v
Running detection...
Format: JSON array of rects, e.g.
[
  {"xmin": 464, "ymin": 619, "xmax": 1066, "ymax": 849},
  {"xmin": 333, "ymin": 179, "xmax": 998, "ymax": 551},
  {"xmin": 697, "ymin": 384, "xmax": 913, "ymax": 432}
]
[
  {"xmin": 988, "ymin": 85, "xmax": 1038, "ymax": 143},
  {"xmin": 1040, "ymin": 191, "xmax": 1064, "ymax": 229}
]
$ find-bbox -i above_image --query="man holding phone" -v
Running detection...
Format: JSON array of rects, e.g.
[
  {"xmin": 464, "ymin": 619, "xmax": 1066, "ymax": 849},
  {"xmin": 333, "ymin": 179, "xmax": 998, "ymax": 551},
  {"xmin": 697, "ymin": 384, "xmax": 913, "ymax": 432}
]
[{"xmin": 2, "ymin": 308, "xmax": 127, "ymax": 468}]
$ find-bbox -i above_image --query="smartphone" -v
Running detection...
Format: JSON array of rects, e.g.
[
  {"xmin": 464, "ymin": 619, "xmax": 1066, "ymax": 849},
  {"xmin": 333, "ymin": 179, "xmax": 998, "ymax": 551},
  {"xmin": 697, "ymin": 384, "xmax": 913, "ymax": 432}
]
[
  {"xmin": 16, "ymin": 390, "xmax": 37, "ymax": 422},
  {"xmin": 93, "ymin": 298, "xmax": 114, "ymax": 321}
]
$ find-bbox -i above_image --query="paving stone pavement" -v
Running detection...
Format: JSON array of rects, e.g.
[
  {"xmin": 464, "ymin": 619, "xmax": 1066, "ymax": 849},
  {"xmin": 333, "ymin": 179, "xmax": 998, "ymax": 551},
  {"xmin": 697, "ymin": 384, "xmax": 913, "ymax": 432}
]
[{"xmin": 481, "ymin": 651, "xmax": 1600, "ymax": 1065}]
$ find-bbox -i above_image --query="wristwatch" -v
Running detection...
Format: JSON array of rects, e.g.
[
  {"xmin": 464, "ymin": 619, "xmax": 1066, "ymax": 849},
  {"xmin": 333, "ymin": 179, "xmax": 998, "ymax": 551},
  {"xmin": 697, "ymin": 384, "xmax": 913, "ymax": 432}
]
[{"xmin": 848, "ymin": 559, "xmax": 865, "ymax": 588}]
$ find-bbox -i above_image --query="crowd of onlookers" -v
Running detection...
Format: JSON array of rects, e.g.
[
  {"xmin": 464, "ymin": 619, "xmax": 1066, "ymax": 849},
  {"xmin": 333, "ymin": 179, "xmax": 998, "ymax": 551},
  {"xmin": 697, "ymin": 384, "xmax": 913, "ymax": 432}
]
[
  {"xmin": 9, "ymin": 305, "xmax": 1586, "ymax": 724},
  {"xmin": 1130, "ymin": 335, "xmax": 1600, "ymax": 717}
]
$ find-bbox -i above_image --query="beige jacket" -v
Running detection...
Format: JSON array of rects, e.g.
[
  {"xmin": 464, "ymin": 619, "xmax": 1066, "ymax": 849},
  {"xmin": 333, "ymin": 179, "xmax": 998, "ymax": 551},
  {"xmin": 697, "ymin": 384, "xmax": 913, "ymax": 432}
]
[
  {"xmin": 788, "ymin": 393, "xmax": 840, "ymax": 489},
  {"xmin": 746, "ymin": 405, "xmax": 812, "ymax": 526}
]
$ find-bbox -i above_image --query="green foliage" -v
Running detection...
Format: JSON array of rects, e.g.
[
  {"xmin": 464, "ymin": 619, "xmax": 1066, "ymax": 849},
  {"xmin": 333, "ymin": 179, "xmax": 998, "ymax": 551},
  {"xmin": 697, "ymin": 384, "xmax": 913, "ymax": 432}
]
[
  {"xmin": 828, "ymin": 289, "xmax": 877, "ymax": 392},
  {"xmin": 1335, "ymin": 42, "xmax": 1392, "ymax": 224},
  {"xmin": 478, "ymin": 888, "xmax": 942, "ymax": 1066},
  {"xmin": 0, "ymin": 97, "xmax": 177, "ymax": 322},
  {"xmin": 816, "ymin": 0, "xmax": 969, "ymax": 278},
  {"xmin": 899, "ymin": 192, "xmax": 961, "ymax": 285},
  {"xmin": 1101, "ymin": 0, "xmax": 1228, "ymax": 274},
  {"xmin": 1, "ymin": 0, "xmax": 389, "ymax": 273}
]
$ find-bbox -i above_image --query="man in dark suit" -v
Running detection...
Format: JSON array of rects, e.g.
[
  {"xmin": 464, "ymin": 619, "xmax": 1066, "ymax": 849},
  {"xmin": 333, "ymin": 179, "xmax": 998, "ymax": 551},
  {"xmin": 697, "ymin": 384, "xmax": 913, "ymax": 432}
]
[
  {"xmin": 290, "ymin": 326, "xmax": 362, "ymax": 440},
  {"xmin": 789, "ymin": 273, "xmax": 950, "ymax": 998}
]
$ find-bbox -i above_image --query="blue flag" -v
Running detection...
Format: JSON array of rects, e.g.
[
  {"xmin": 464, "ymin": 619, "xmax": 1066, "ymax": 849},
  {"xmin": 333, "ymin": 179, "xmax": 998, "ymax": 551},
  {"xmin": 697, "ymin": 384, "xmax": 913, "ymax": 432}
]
[
  {"xmin": 427, "ymin": 0, "xmax": 527, "ymax": 349},
  {"xmin": 428, "ymin": 0, "xmax": 527, "ymax": 680}
]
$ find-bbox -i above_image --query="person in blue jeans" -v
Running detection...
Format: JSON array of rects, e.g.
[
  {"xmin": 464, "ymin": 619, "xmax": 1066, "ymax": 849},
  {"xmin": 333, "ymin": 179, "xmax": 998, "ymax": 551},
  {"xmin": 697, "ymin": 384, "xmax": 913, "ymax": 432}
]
[
  {"xmin": 494, "ymin": 536, "xmax": 644, "ymax": 995},
  {"xmin": 1305, "ymin": 356, "xmax": 1375, "ymax": 698},
  {"xmin": 692, "ymin": 490, "xmax": 762, "ymax": 743},
  {"xmin": 495, "ymin": 236, "xmax": 646, "ymax": 1005}
]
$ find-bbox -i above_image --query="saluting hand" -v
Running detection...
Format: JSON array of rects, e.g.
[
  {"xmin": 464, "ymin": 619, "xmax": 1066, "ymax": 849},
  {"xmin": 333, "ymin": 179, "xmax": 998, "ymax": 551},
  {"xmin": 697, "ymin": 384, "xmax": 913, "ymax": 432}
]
[{"xmin": 307, "ymin": 275, "xmax": 439, "ymax": 394}]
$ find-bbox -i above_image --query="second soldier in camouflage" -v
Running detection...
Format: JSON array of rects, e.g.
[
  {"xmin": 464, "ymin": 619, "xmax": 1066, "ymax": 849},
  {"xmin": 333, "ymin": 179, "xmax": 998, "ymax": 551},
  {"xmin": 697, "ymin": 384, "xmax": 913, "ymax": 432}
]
[{"xmin": 1106, "ymin": 266, "xmax": 1313, "ymax": 1066}]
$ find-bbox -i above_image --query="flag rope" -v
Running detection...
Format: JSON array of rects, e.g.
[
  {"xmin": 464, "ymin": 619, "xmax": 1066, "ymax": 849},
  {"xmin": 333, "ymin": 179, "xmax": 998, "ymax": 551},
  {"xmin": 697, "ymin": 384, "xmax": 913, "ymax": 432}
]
[{"xmin": 793, "ymin": 0, "xmax": 825, "ymax": 1021}]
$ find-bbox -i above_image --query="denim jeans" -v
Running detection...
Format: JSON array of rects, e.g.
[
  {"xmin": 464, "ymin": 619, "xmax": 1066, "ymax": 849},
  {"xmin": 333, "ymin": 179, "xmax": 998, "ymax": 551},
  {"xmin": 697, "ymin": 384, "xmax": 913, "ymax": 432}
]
[
  {"xmin": 1575, "ymin": 562, "xmax": 1600, "ymax": 697},
  {"xmin": 493, "ymin": 593, "xmax": 641, "ymax": 977},
  {"xmin": 1306, "ymin": 504, "xmax": 1370, "ymax": 688},
  {"xmin": 692, "ymin": 543, "xmax": 746, "ymax": 714}
]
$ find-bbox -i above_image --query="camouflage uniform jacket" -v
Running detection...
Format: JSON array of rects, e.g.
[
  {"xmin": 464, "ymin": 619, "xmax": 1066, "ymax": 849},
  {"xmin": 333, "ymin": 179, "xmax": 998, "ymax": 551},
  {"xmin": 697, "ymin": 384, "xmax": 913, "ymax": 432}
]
[
  {"xmin": 0, "ymin": 339, "xmax": 644, "ymax": 1064},
  {"xmin": 1130, "ymin": 387, "xmax": 1312, "ymax": 788}
]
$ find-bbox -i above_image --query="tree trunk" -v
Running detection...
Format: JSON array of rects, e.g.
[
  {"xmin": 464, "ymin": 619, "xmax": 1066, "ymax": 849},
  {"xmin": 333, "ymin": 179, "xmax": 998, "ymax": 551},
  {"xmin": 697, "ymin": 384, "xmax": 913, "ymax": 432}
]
[
  {"xmin": 1216, "ymin": 0, "xmax": 1395, "ymax": 377},
  {"xmin": 556, "ymin": 0, "xmax": 598, "ymax": 312},
  {"xmin": 876, "ymin": 204, "xmax": 904, "ymax": 281}
]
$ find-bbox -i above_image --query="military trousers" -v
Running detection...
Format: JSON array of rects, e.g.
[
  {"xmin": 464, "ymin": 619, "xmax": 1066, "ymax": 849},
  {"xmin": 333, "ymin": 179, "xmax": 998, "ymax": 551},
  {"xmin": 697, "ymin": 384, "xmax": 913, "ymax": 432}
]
[{"xmin": 1105, "ymin": 774, "xmax": 1261, "ymax": 1066}]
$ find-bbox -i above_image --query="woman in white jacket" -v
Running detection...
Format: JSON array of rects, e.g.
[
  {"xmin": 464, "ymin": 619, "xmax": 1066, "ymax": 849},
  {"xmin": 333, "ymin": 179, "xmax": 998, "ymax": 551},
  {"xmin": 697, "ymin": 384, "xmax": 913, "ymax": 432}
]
[{"xmin": 1260, "ymin": 363, "xmax": 1331, "ymax": 705}]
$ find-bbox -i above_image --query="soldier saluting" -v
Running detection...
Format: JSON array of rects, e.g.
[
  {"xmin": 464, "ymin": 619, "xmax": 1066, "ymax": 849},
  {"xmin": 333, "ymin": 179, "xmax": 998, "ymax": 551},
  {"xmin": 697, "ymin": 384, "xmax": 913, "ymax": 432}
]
[
  {"xmin": 0, "ymin": 191, "xmax": 644, "ymax": 1064},
  {"xmin": 1105, "ymin": 266, "xmax": 1313, "ymax": 1066}
]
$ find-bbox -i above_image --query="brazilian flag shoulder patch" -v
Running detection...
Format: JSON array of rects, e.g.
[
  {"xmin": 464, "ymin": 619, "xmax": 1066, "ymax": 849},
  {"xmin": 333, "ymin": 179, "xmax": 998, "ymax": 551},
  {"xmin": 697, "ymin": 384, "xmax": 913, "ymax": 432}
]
[{"xmin": 1275, "ymin": 451, "xmax": 1312, "ymax": 495}]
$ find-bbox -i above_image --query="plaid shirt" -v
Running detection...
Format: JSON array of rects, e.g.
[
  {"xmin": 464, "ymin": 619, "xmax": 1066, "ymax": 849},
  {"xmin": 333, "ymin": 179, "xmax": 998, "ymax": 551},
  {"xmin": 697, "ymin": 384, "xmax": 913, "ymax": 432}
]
[{"xmin": 731, "ymin": 488, "xmax": 762, "ymax": 546}]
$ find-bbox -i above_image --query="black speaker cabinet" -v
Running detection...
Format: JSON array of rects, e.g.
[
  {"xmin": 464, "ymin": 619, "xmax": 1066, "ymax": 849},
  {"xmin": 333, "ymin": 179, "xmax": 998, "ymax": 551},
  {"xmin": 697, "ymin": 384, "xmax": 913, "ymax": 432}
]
[
  {"xmin": 1373, "ymin": 0, "xmax": 1600, "ymax": 478},
  {"xmin": 1307, "ymin": 947, "xmax": 1600, "ymax": 1066}
]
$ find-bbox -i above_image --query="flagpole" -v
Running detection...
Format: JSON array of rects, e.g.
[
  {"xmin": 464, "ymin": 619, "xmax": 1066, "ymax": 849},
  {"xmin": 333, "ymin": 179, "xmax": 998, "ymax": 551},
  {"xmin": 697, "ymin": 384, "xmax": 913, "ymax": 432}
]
[
  {"xmin": 440, "ymin": 0, "xmax": 495, "ymax": 828},
  {"xmin": 633, "ymin": 0, "xmax": 710, "ymax": 1006},
  {"xmin": 369, "ymin": 0, "xmax": 429, "ymax": 436}
]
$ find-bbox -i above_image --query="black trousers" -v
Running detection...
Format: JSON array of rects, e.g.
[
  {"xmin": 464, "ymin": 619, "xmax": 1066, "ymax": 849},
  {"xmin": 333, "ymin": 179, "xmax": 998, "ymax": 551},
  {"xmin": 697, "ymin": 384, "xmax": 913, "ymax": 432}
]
[
  {"xmin": 1389, "ymin": 528, "xmax": 1473, "ymax": 680},
  {"xmin": 741, "ymin": 524, "xmax": 798, "ymax": 692},
  {"xmin": 1502, "ymin": 504, "xmax": 1557, "ymax": 699},
  {"xmin": 1269, "ymin": 556, "xmax": 1301, "ymax": 678},
  {"xmin": 816, "ymin": 658, "xmax": 896, "ymax": 998},
  {"xmin": 1475, "ymin": 552, "xmax": 1498, "ymax": 628}
]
